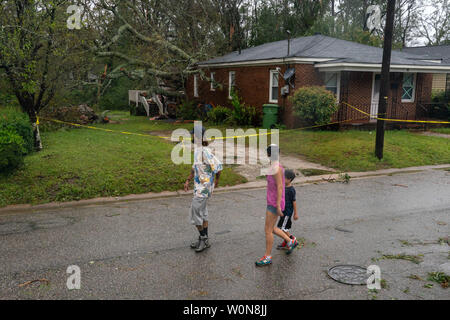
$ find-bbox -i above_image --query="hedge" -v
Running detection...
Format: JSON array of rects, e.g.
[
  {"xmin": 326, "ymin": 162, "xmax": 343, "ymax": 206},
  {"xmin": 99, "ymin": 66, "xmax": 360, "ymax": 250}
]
[
  {"xmin": 0, "ymin": 129, "xmax": 26, "ymax": 173},
  {"xmin": 290, "ymin": 86, "xmax": 338, "ymax": 126},
  {"xmin": 0, "ymin": 107, "xmax": 34, "ymax": 153}
]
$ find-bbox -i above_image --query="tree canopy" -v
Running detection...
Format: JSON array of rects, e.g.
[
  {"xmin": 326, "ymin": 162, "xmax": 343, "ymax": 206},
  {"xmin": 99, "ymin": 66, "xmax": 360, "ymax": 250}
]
[{"xmin": 0, "ymin": 0, "xmax": 448, "ymax": 149}]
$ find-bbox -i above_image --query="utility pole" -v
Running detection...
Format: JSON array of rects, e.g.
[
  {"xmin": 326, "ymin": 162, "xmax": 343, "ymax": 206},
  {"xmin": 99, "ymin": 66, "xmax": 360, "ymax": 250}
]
[
  {"xmin": 375, "ymin": 0, "xmax": 396, "ymax": 160},
  {"xmin": 287, "ymin": 30, "xmax": 291, "ymax": 56}
]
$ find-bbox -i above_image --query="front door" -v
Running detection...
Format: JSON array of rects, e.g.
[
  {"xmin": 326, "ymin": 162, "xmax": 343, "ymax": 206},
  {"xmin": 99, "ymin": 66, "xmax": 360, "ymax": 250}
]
[{"xmin": 371, "ymin": 73, "xmax": 381, "ymax": 121}]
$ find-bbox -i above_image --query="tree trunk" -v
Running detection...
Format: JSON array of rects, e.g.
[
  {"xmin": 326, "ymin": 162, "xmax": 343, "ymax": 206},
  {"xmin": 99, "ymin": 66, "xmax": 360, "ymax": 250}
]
[
  {"xmin": 32, "ymin": 122, "xmax": 43, "ymax": 151},
  {"xmin": 27, "ymin": 110, "xmax": 43, "ymax": 151}
]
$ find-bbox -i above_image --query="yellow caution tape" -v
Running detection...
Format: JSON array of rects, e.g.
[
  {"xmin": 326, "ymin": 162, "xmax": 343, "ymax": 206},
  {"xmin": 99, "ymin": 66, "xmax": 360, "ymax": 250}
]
[
  {"xmin": 342, "ymin": 102, "xmax": 450, "ymax": 124},
  {"xmin": 342, "ymin": 102, "xmax": 373, "ymax": 117},
  {"xmin": 39, "ymin": 116, "xmax": 356, "ymax": 141},
  {"xmin": 40, "ymin": 106, "xmax": 449, "ymax": 143},
  {"xmin": 40, "ymin": 117, "xmax": 169, "ymax": 139}
]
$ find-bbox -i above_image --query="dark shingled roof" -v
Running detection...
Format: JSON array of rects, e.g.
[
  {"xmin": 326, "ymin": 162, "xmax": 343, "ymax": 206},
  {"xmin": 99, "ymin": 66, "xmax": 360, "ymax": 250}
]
[
  {"xmin": 401, "ymin": 45, "xmax": 450, "ymax": 64},
  {"xmin": 199, "ymin": 35, "xmax": 450, "ymax": 67}
]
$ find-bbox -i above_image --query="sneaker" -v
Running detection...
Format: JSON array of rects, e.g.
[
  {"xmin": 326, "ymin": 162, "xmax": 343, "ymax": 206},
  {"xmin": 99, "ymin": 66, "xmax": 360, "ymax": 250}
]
[
  {"xmin": 276, "ymin": 240, "xmax": 287, "ymax": 250},
  {"xmin": 255, "ymin": 255, "xmax": 272, "ymax": 267},
  {"xmin": 195, "ymin": 236, "xmax": 210, "ymax": 253},
  {"xmin": 286, "ymin": 239, "xmax": 299, "ymax": 255}
]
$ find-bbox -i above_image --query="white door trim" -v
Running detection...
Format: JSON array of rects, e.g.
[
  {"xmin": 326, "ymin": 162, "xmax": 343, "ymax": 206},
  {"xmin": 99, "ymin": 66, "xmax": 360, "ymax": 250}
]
[{"xmin": 370, "ymin": 72, "xmax": 381, "ymax": 122}]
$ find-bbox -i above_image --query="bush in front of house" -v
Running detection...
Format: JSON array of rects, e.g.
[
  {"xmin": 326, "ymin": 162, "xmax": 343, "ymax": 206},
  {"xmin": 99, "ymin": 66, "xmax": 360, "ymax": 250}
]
[
  {"xmin": 208, "ymin": 106, "xmax": 232, "ymax": 124},
  {"xmin": 0, "ymin": 129, "xmax": 26, "ymax": 173},
  {"xmin": 176, "ymin": 100, "xmax": 199, "ymax": 120},
  {"xmin": 430, "ymin": 90, "xmax": 450, "ymax": 121},
  {"xmin": 0, "ymin": 107, "xmax": 34, "ymax": 154},
  {"xmin": 242, "ymin": 105, "xmax": 262, "ymax": 127},
  {"xmin": 290, "ymin": 86, "xmax": 338, "ymax": 126},
  {"xmin": 228, "ymin": 90, "xmax": 262, "ymax": 126}
]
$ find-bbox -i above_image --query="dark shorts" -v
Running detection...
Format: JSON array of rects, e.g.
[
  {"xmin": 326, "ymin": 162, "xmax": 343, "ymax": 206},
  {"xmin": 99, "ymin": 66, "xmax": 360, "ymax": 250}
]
[
  {"xmin": 277, "ymin": 215, "xmax": 292, "ymax": 232},
  {"xmin": 267, "ymin": 205, "xmax": 277, "ymax": 215}
]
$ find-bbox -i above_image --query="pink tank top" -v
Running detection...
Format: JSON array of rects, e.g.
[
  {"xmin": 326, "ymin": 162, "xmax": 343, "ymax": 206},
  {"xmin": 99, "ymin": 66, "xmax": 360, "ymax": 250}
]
[{"xmin": 267, "ymin": 163, "xmax": 285, "ymax": 211}]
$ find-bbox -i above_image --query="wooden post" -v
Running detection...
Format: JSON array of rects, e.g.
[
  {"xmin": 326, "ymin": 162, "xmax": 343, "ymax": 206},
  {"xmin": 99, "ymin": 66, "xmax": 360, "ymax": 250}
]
[{"xmin": 375, "ymin": 0, "xmax": 396, "ymax": 160}]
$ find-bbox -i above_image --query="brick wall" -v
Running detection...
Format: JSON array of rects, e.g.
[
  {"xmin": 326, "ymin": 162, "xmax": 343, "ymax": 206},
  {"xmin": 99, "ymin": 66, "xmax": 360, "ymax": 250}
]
[
  {"xmin": 186, "ymin": 64, "xmax": 290, "ymax": 111},
  {"xmin": 186, "ymin": 65, "xmax": 434, "ymax": 128},
  {"xmin": 186, "ymin": 63, "xmax": 325, "ymax": 128},
  {"xmin": 336, "ymin": 72, "xmax": 434, "ymax": 122},
  {"xmin": 282, "ymin": 64, "xmax": 323, "ymax": 128}
]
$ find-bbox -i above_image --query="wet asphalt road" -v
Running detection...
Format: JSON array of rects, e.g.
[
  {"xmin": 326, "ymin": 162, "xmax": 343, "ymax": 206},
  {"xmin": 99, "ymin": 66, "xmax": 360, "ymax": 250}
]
[{"xmin": 0, "ymin": 169, "xmax": 449, "ymax": 300}]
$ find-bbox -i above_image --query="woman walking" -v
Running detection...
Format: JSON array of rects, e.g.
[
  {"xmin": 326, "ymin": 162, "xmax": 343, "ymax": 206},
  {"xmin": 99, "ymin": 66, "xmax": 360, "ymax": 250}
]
[{"xmin": 256, "ymin": 145, "xmax": 298, "ymax": 266}]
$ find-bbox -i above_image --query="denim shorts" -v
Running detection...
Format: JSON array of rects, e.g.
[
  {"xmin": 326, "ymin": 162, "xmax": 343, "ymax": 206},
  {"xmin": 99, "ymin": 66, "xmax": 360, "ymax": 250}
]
[{"xmin": 267, "ymin": 205, "xmax": 278, "ymax": 215}]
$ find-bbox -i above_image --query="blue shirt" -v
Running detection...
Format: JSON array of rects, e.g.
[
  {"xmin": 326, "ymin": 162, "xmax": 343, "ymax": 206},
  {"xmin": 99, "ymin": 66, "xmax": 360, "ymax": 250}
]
[{"xmin": 283, "ymin": 186, "xmax": 296, "ymax": 217}]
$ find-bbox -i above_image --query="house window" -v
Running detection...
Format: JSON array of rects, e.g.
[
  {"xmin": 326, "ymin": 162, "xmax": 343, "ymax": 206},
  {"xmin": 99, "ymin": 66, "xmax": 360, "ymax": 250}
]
[
  {"xmin": 269, "ymin": 70, "xmax": 279, "ymax": 103},
  {"xmin": 194, "ymin": 75, "xmax": 199, "ymax": 98},
  {"xmin": 325, "ymin": 72, "xmax": 341, "ymax": 101},
  {"xmin": 402, "ymin": 73, "xmax": 416, "ymax": 102},
  {"xmin": 228, "ymin": 71, "xmax": 236, "ymax": 99},
  {"xmin": 210, "ymin": 72, "xmax": 216, "ymax": 91}
]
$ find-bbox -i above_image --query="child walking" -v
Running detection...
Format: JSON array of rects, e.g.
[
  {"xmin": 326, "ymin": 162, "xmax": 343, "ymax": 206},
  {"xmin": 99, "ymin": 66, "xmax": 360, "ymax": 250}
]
[
  {"xmin": 256, "ymin": 145, "xmax": 299, "ymax": 267},
  {"xmin": 184, "ymin": 126, "xmax": 223, "ymax": 252},
  {"xmin": 276, "ymin": 169, "xmax": 299, "ymax": 250}
]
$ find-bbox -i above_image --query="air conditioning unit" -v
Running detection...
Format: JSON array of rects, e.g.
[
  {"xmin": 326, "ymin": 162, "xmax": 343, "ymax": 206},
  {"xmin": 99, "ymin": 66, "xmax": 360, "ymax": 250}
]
[{"xmin": 281, "ymin": 85, "xmax": 290, "ymax": 96}]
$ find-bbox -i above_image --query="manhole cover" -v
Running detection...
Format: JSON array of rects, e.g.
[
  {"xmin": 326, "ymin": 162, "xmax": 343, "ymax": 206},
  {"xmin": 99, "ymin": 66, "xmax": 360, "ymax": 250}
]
[{"xmin": 328, "ymin": 265, "xmax": 369, "ymax": 285}]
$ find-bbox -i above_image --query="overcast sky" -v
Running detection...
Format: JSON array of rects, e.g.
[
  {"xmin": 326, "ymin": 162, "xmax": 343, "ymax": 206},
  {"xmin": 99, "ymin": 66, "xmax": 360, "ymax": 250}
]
[{"xmin": 413, "ymin": 0, "xmax": 437, "ymax": 46}]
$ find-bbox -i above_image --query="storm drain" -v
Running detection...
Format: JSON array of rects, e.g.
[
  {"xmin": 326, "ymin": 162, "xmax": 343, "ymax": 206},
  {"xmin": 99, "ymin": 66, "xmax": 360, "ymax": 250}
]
[{"xmin": 328, "ymin": 265, "xmax": 369, "ymax": 285}]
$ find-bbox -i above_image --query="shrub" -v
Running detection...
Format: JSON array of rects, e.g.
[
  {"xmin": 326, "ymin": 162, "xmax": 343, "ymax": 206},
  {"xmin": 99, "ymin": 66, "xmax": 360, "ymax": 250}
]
[
  {"xmin": 242, "ymin": 105, "xmax": 262, "ymax": 127},
  {"xmin": 0, "ymin": 129, "xmax": 26, "ymax": 173},
  {"xmin": 290, "ymin": 86, "xmax": 338, "ymax": 126},
  {"xmin": 208, "ymin": 106, "xmax": 232, "ymax": 124},
  {"xmin": 176, "ymin": 100, "xmax": 199, "ymax": 120},
  {"xmin": 0, "ymin": 92, "xmax": 19, "ymax": 108},
  {"xmin": 228, "ymin": 90, "xmax": 262, "ymax": 126},
  {"xmin": 228, "ymin": 90, "xmax": 246, "ymax": 125},
  {"xmin": 0, "ymin": 107, "xmax": 34, "ymax": 153},
  {"xmin": 429, "ymin": 90, "xmax": 450, "ymax": 121}
]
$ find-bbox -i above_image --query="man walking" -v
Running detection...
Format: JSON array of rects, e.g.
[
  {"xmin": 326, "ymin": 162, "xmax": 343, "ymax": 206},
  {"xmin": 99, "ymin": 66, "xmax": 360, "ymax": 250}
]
[{"xmin": 184, "ymin": 125, "xmax": 223, "ymax": 252}]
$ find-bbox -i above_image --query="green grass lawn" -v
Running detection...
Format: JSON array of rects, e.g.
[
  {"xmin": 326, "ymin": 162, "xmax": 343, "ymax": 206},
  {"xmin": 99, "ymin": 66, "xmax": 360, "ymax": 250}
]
[
  {"xmin": 1, "ymin": 111, "xmax": 449, "ymax": 208},
  {"xmin": 280, "ymin": 129, "xmax": 450, "ymax": 172},
  {"xmin": 431, "ymin": 127, "xmax": 450, "ymax": 134},
  {"xmin": 0, "ymin": 115, "xmax": 246, "ymax": 208}
]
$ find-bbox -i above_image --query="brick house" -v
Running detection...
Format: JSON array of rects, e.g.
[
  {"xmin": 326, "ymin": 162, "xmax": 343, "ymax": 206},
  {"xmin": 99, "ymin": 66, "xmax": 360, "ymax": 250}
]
[
  {"xmin": 402, "ymin": 44, "xmax": 450, "ymax": 95},
  {"xmin": 186, "ymin": 35, "xmax": 450, "ymax": 128}
]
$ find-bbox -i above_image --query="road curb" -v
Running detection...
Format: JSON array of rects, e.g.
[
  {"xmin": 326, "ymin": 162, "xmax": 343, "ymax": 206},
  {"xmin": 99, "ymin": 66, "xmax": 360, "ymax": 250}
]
[{"xmin": 0, "ymin": 164, "xmax": 449, "ymax": 215}]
